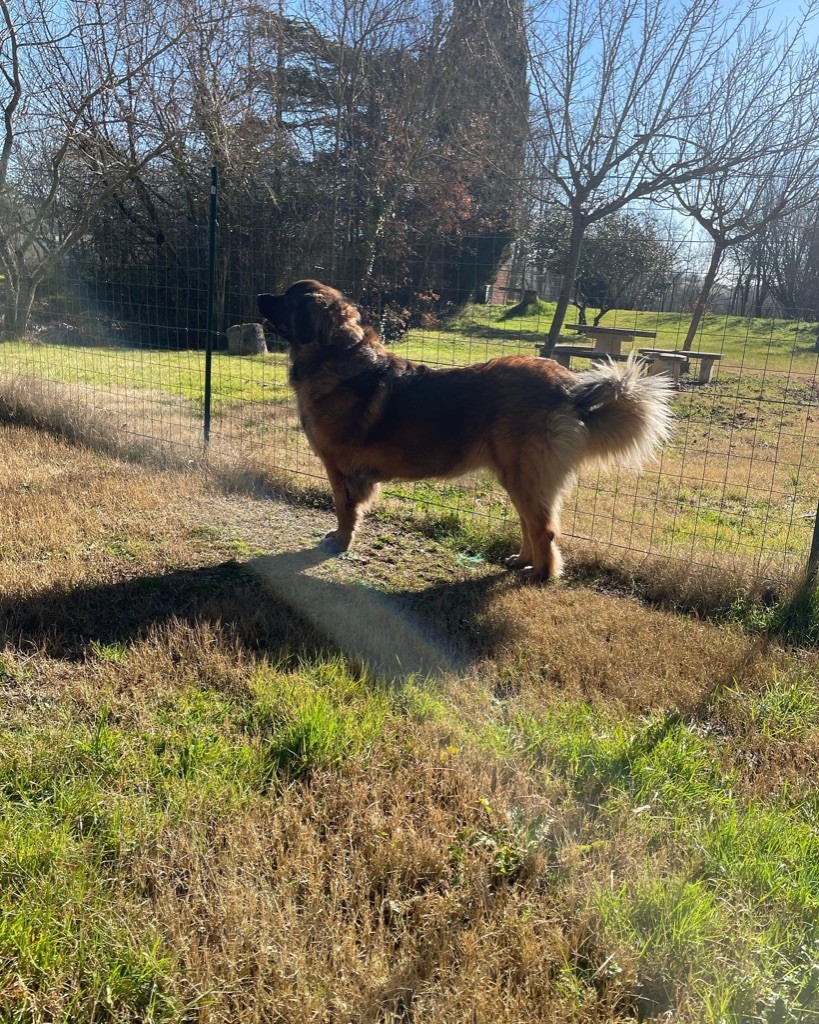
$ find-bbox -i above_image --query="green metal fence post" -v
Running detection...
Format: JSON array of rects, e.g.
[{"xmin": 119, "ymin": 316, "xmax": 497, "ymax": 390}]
[
  {"xmin": 203, "ymin": 165, "xmax": 218, "ymax": 447},
  {"xmin": 809, "ymin": 499, "xmax": 819, "ymax": 580}
]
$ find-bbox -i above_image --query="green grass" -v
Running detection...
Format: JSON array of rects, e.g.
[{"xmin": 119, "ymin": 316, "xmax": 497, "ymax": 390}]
[
  {"xmin": 427, "ymin": 301, "xmax": 819, "ymax": 373},
  {"xmin": 3, "ymin": 418, "xmax": 819, "ymax": 1020},
  {"xmin": 0, "ymin": 659, "xmax": 397, "ymax": 1017},
  {"xmin": 0, "ymin": 340, "xmax": 291, "ymax": 410},
  {"xmin": 244, "ymin": 659, "xmax": 393, "ymax": 781},
  {"xmin": 769, "ymin": 579, "xmax": 819, "ymax": 645},
  {"xmin": 485, "ymin": 703, "xmax": 819, "ymax": 1021},
  {"xmin": 7, "ymin": 665, "xmax": 819, "ymax": 1020},
  {"xmin": 2, "ymin": 305, "xmax": 817, "ymax": 409}
]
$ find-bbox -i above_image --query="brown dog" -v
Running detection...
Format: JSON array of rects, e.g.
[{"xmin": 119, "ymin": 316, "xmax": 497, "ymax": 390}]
[{"xmin": 258, "ymin": 280, "xmax": 672, "ymax": 580}]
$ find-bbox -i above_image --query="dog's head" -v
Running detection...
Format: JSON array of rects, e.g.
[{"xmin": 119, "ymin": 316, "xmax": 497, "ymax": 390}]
[{"xmin": 257, "ymin": 280, "xmax": 364, "ymax": 351}]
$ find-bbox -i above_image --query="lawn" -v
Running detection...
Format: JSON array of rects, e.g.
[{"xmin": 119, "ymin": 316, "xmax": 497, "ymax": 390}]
[
  {"xmin": 0, "ymin": 338, "xmax": 291, "ymax": 410},
  {"xmin": 419, "ymin": 301, "xmax": 819, "ymax": 375},
  {"xmin": 0, "ymin": 420, "xmax": 818, "ymax": 1021},
  {"xmin": 0, "ymin": 300, "xmax": 818, "ymax": 582}
]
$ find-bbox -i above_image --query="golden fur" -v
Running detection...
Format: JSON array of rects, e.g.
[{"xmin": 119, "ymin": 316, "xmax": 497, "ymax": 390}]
[{"xmin": 258, "ymin": 280, "xmax": 672, "ymax": 580}]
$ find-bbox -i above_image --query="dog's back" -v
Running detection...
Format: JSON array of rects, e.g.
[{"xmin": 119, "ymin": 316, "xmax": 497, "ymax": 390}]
[{"xmin": 295, "ymin": 342, "xmax": 578, "ymax": 481}]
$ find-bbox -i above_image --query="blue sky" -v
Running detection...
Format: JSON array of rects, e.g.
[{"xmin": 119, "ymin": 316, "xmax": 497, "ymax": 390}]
[{"xmin": 771, "ymin": 0, "xmax": 819, "ymax": 39}]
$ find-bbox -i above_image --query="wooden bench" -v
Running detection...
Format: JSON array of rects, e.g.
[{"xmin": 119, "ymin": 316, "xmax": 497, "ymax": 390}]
[
  {"xmin": 638, "ymin": 348, "xmax": 723, "ymax": 384},
  {"xmin": 566, "ymin": 323, "xmax": 657, "ymax": 356},
  {"xmin": 551, "ymin": 344, "xmax": 630, "ymax": 369}
]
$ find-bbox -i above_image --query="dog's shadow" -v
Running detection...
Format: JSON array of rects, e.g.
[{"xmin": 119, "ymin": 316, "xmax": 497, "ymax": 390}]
[{"xmin": 1, "ymin": 546, "xmax": 519, "ymax": 683}]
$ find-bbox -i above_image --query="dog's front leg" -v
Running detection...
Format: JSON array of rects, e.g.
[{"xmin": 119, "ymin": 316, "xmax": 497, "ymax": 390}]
[{"xmin": 322, "ymin": 466, "xmax": 378, "ymax": 553}]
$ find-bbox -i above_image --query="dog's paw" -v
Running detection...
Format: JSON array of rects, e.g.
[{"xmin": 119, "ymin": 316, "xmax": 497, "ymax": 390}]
[
  {"xmin": 320, "ymin": 530, "xmax": 352, "ymax": 554},
  {"xmin": 504, "ymin": 553, "xmax": 532, "ymax": 569},
  {"xmin": 521, "ymin": 567, "xmax": 554, "ymax": 584}
]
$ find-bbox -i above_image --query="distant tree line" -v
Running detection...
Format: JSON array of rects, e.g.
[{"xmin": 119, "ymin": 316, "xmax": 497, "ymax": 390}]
[
  {"xmin": 2, "ymin": 0, "xmax": 819, "ymax": 348},
  {"xmin": 729, "ymin": 208, "xmax": 819, "ymax": 321}
]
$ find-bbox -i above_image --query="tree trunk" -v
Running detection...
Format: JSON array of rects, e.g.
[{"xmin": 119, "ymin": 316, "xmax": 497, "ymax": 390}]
[
  {"xmin": 541, "ymin": 211, "xmax": 586, "ymax": 357},
  {"xmin": 682, "ymin": 240, "xmax": 725, "ymax": 352},
  {"xmin": 731, "ymin": 276, "xmax": 749, "ymax": 316},
  {"xmin": 353, "ymin": 194, "xmax": 391, "ymax": 299},
  {"xmin": 753, "ymin": 277, "xmax": 769, "ymax": 319},
  {"xmin": 1, "ymin": 278, "xmax": 35, "ymax": 341}
]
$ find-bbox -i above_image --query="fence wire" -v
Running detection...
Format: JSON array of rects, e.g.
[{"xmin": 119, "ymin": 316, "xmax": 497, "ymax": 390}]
[{"xmin": 1, "ymin": 177, "xmax": 818, "ymax": 586}]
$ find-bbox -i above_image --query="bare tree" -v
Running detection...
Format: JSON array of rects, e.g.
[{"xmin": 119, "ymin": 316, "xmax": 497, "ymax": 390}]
[
  {"xmin": 525, "ymin": 0, "xmax": 815, "ymax": 355},
  {"xmin": 671, "ymin": 13, "xmax": 819, "ymax": 349},
  {"xmin": 728, "ymin": 231, "xmax": 771, "ymax": 318},
  {"xmin": 0, "ymin": 0, "xmax": 184, "ymax": 339},
  {"xmin": 535, "ymin": 208, "xmax": 678, "ymax": 325},
  {"xmin": 766, "ymin": 206, "xmax": 819, "ymax": 328}
]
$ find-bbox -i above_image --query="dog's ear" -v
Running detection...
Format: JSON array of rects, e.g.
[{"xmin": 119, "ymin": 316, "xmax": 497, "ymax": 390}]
[
  {"xmin": 291, "ymin": 289, "xmax": 333, "ymax": 345},
  {"xmin": 258, "ymin": 293, "xmax": 290, "ymax": 340},
  {"xmin": 297, "ymin": 290, "xmax": 363, "ymax": 346}
]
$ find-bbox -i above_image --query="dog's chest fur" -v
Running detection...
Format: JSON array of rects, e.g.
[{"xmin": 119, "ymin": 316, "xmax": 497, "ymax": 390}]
[{"xmin": 290, "ymin": 352, "xmax": 390, "ymax": 457}]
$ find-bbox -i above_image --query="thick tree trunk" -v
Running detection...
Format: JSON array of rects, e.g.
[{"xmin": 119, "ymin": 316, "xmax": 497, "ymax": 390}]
[
  {"xmin": 541, "ymin": 211, "xmax": 586, "ymax": 357},
  {"xmin": 682, "ymin": 240, "xmax": 725, "ymax": 352},
  {"xmin": 753, "ymin": 276, "xmax": 769, "ymax": 319}
]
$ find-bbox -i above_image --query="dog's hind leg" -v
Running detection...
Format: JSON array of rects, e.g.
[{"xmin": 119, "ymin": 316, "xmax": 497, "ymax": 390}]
[
  {"xmin": 500, "ymin": 468, "xmax": 565, "ymax": 582},
  {"xmin": 523, "ymin": 505, "xmax": 563, "ymax": 582},
  {"xmin": 323, "ymin": 466, "xmax": 379, "ymax": 552},
  {"xmin": 525, "ymin": 502, "xmax": 564, "ymax": 582}
]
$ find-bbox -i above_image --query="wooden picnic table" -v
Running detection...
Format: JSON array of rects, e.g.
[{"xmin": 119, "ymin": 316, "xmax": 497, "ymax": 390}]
[{"xmin": 566, "ymin": 323, "xmax": 658, "ymax": 356}]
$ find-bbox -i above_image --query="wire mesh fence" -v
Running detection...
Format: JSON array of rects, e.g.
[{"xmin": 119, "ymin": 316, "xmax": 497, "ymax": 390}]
[{"xmin": 1, "ymin": 171, "xmax": 818, "ymax": 586}]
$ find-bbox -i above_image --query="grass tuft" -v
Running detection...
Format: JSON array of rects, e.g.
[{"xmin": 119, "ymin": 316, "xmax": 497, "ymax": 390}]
[
  {"xmin": 246, "ymin": 661, "xmax": 391, "ymax": 782},
  {"xmin": 768, "ymin": 577, "xmax": 819, "ymax": 646}
]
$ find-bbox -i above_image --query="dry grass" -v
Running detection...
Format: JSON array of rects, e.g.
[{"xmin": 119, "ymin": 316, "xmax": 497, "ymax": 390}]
[
  {"xmin": 1, "ymin": 368, "xmax": 813, "ymax": 613},
  {"xmin": 1, "ymin": 417, "xmax": 819, "ymax": 1021}
]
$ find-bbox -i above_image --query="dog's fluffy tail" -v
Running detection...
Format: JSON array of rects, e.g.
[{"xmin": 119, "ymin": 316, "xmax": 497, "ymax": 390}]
[{"xmin": 567, "ymin": 354, "xmax": 673, "ymax": 470}]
